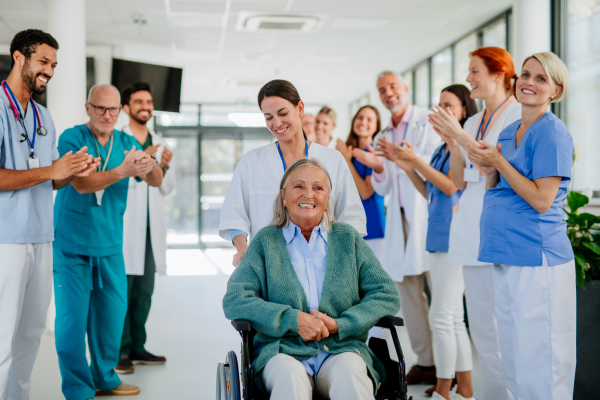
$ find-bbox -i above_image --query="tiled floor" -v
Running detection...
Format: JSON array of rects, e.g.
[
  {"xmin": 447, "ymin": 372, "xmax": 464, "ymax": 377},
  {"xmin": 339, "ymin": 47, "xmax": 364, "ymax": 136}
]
[{"xmin": 30, "ymin": 249, "xmax": 482, "ymax": 400}]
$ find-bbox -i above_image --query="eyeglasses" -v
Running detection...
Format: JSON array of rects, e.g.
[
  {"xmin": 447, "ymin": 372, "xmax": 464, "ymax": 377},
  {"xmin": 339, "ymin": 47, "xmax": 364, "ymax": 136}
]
[{"xmin": 88, "ymin": 103, "xmax": 121, "ymax": 116}]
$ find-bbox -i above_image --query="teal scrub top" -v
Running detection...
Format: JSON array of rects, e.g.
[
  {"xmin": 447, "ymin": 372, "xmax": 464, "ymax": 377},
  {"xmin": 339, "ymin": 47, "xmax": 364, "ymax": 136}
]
[
  {"xmin": 0, "ymin": 89, "xmax": 59, "ymax": 244},
  {"xmin": 478, "ymin": 112, "xmax": 574, "ymax": 266},
  {"xmin": 53, "ymin": 125, "xmax": 142, "ymax": 257}
]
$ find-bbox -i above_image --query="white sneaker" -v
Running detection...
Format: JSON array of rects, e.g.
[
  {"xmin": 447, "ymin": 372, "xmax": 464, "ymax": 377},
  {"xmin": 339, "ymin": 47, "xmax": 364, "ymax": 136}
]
[
  {"xmin": 432, "ymin": 392, "xmax": 448, "ymax": 400},
  {"xmin": 452, "ymin": 393, "xmax": 477, "ymax": 400}
]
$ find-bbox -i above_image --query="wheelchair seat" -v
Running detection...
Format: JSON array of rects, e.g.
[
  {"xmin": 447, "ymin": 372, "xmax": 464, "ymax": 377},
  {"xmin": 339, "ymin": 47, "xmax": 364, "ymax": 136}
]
[{"xmin": 217, "ymin": 316, "xmax": 412, "ymax": 400}]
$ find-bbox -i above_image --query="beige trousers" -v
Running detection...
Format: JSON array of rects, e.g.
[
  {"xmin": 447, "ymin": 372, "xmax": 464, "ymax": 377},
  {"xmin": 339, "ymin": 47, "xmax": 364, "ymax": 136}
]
[{"xmin": 262, "ymin": 352, "xmax": 374, "ymax": 400}]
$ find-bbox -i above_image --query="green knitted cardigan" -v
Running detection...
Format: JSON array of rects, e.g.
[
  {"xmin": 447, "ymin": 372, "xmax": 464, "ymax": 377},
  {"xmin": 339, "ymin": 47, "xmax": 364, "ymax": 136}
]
[{"xmin": 223, "ymin": 222, "xmax": 401, "ymax": 393}]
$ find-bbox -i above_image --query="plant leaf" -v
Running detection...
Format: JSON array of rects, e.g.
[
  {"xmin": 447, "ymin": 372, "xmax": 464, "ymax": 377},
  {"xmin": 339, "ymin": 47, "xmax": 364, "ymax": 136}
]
[
  {"xmin": 567, "ymin": 191, "xmax": 589, "ymax": 213},
  {"xmin": 583, "ymin": 241, "xmax": 600, "ymax": 255}
]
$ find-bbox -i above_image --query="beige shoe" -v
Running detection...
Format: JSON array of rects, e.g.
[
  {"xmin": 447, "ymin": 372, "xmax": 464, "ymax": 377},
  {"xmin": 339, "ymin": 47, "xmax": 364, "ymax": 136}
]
[{"xmin": 96, "ymin": 383, "xmax": 140, "ymax": 396}]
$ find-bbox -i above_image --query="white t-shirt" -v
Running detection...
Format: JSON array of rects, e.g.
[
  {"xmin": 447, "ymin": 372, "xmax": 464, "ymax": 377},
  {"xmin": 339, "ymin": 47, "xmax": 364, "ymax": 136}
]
[{"xmin": 448, "ymin": 102, "xmax": 522, "ymax": 266}]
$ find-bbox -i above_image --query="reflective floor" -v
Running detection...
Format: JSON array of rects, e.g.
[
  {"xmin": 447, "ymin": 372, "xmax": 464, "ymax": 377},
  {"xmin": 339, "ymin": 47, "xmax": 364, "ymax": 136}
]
[{"xmin": 30, "ymin": 249, "xmax": 482, "ymax": 400}]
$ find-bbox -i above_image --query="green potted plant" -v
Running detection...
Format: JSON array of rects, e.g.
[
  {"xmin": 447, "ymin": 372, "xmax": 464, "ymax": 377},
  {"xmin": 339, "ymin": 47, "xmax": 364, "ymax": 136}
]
[{"xmin": 565, "ymin": 191, "xmax": 600, "ymax": 400}]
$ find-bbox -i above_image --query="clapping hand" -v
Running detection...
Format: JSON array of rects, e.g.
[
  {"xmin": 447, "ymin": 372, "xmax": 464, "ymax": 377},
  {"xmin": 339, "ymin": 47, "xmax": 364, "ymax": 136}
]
[
  {"xmin": 74, "ymin": 146, "xmax": 101, "ymax": 177},
  {"xmin": 335, "ymin": 139, "xmax": 353, "ymax": 163},
  {"xmin": 466, "ymin": 141, "xmax": 502, "ymax": 176},
  {"xmin": 352, "ymin": 144, "xmax": 384, "ymax": 172},
  {"xmin": 160, "ymin": 147, "xmax": 173, "ymax": 170},
  {"xmin": 118, "ymin": 146, "xmax": 156, "ymax": 178},
  {"xmin": 428, "ymin": 106, "xmax": 463, "ymax": 140}
]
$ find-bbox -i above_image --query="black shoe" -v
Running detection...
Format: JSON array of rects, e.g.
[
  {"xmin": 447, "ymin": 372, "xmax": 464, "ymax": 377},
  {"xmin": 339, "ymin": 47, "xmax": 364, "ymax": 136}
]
[
  {"xmin": 130, "ymin": 350, "xmax": 167, "ymax": 365},
  {"xmin": 114, "ymin": 354, "xmax": 135, "ymax": 374}
]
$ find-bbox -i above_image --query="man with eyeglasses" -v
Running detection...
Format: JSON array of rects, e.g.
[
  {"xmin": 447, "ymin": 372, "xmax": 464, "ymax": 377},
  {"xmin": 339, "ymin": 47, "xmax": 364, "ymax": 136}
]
[{"xmin": 53, "ymin": 84, "xmax": 163, "ymax": 399}]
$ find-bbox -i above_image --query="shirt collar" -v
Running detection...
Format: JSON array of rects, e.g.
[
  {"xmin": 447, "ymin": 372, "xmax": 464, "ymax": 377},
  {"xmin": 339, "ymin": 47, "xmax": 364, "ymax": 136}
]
[
  {"xmin": 389, "ymin": 104, "xmax": 414, "ymax": 129},
  {"xmin": 282, "ymin": 220, "xmax": 328, "ymax": 244}
]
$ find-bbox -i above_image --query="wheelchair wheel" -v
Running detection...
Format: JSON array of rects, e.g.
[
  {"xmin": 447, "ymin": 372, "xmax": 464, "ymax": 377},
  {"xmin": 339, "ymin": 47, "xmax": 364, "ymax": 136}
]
[
  {"xmin": 216, "ymin": 362, "xmax": 227, "ymax": 400},
  {"xmin": 226, "ymin": 351, "xmax": 241, "ymax": 400}
]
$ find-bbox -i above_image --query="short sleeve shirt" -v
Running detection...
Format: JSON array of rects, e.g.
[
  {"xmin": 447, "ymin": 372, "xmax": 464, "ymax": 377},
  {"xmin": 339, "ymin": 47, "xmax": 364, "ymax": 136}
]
[
  {"xmin": 478, "ymin": 112, "xmax": 574, "ymax": 266},
  {"xmin": 0, "ymin": 89, "xmax": 59, "ymax": 243},
  {"xmin": 53, "ymin": 125, "xmax": 143, "ymax": 256}
]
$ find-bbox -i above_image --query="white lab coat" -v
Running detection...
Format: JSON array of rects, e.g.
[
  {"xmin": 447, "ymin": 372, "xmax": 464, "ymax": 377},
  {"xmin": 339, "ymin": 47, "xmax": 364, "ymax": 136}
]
[
  {"xmin": 219, "ymin": 142, "xmax": 367, "ymax": 241},
  {"xmin": 121, "ymin": 125, "xmax": 176, "ymax": 276},
  {"xmin": 371, "ymin": 106, "xmax": 442, "ymax": 282}
]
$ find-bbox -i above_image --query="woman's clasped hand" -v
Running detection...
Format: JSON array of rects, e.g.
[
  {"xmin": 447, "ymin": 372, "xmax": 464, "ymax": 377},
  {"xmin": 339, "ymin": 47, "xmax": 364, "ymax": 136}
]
[
  {"xmin": 465, "ymin": 141, "xmax": 503, "ymax": 176},
  {"xmin": 297, "ymin": 310, "xmax": 339, "ymax": 342}
]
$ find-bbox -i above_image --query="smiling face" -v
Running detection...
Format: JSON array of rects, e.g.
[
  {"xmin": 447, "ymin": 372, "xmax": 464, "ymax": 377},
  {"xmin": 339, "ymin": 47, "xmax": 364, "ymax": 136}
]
[
  {"xmin": 261, "ymin": 96, "xmax": 304, "ymax": 143},
  {"xmin": 353, "ymin": 107, "xmax": 378, "ymax": 139},
  {"xmin": 86, "ymin": 86, "xmax": 120, "ymax": 134},
  {"xmin": 18, "ymin": 44, "xmax": 57, "ymax": 95},
  {"xmin": 377, "ymin": 73, "xmax": 409, "ymax": 112},
  {"xmin": 315, "ymin": 112, "xmax": 336, "ymax": 145},
  {"xmin": 466, "ymin": 56, "xmax": 502, "ymax": 100},
  {"xmin": 439, "ymin": 91, "xmax": 465, "ymax": 121},
  {"xmin": 125, "ymin": 90, "xmax": 154, "ymax": 124},
  {"xmin": 281, "ymin": 165, "xmax": 330, "ymax": 229},
  {"xmin": 516, "ymin": 58, "xmax": 562, "ymax": 107}
]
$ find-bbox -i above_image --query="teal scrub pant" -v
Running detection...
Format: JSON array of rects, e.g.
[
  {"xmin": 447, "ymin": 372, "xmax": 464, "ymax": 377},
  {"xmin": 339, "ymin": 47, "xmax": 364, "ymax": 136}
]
[{"xmin": 53, "ymin": 248, "xmax": 127, "ymax": 400}]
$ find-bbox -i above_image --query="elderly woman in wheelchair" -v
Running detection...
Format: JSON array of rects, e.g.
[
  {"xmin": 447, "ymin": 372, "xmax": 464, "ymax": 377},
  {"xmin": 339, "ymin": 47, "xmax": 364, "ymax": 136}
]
[{"xmin": 222, "ymin": 158, "xmax": 402, "ymax": 400}]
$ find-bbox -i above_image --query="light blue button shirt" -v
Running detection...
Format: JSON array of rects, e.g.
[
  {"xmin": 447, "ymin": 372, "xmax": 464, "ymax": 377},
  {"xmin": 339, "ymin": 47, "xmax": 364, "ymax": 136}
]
[
  {"xmin": 0, "ymin": 90, "xmax": 58, "ymax": 243},
  {"xmin": 282, "ymin": 221, "xmax": 330, "ymax": 377}
]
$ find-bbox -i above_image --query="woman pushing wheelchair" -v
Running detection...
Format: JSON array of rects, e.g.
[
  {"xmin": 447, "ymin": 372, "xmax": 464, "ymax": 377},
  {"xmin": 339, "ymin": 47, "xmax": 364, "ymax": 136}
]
[{"xmin": 223, "ymin": 158, "xmax": 401, "ymax": 400}]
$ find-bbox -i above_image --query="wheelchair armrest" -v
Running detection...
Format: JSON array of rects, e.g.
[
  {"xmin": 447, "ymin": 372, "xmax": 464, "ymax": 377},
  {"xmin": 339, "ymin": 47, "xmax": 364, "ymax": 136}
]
[
  {"xmin": 231, "ymin": 320, "xmax": 254, "ymax": 332},
  {"xmin": 375, "ymin": 316, "xmax": 404, "ymax": 328}
]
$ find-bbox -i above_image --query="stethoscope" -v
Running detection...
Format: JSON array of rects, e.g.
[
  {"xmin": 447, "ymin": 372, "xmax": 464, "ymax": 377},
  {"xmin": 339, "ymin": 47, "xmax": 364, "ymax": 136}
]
[
  {"xmin": 2, "ymin": 80, "xmax": 46, "ymax": 159},
  {"xmin": 428, "ymin": 146, "xmax": 451, "ymax": 204}
]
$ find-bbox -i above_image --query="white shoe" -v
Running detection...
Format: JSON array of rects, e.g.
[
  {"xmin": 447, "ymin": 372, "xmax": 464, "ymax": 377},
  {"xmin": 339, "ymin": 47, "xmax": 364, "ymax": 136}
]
[
  {"xmin": 452, "ymin": 393, "xmax": 477, "ymax": 400},
  {"xmin": 432, "ymin": 392, "xmax": 448, "ymax": 400}
]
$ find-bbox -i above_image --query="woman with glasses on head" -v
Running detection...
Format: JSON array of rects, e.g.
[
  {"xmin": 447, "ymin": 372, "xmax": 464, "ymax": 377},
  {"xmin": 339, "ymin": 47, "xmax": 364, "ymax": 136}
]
[
  {"xmin": 428, "ymin": 47, "xmax": 521, "ymax": 400},
  {"xmin": 335, "ymin": 105, "xmax": 385, "ymax": 258},
  {"xmin": 378, "ymin": 84, "xmax": 478, "ymax": 400},
  {"xmin": 467, "ymin": 52, "xmax": 575, "ymax": 400},
  {"xmin": 219, "ymin": 80, "xmax": 366, "ymax": 267}
]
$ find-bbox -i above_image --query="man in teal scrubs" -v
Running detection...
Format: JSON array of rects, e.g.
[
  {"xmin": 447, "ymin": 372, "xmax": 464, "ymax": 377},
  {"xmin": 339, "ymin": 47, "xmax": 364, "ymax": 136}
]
[{"xmin": 53, "ymin": 84, "xmax": 163, "ymax": 400}]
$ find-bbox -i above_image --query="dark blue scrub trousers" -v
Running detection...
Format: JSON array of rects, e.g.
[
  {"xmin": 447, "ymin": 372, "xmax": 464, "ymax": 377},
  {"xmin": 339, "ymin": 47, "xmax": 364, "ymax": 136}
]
[{"xmin": 53, "ymin": 249, "xmax": 127, "ymax": 400}]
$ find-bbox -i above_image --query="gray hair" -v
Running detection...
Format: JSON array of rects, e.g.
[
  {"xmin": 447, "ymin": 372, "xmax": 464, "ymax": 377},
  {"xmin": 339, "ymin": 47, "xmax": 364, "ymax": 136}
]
[
  {"xmin": 377, "ymin": 70, "xmax": 404, "ymax": 85},
  {"xmin": 270, "ymin": 158, "xmax": 335, "ymax": 231},
  {"xmin": 87, "ymin": 84, "xmax": 121, "ymax": 104}
]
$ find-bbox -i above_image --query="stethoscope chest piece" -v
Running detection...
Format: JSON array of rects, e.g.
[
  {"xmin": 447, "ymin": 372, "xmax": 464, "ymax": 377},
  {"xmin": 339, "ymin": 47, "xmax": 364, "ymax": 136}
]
[{"xmin": 37, "ymin": 126, "xmax": 47, "ymax": 136}]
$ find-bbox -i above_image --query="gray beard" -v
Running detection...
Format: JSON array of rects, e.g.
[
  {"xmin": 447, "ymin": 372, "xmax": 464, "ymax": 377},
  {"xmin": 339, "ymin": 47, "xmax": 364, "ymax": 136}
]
[
  {"xmin": 90, "ymin": 121, "xmax": 114, "ymax": 135},
  {"xmin": 387, "ymin": 95, "xmax": 408, "ymax": 113}
]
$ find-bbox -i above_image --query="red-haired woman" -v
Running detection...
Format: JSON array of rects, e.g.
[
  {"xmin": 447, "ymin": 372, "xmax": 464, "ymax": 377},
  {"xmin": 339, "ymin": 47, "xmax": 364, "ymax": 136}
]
[{"xmin": 428, "ymin": 47, "xmax": 520, "ymax": 400}]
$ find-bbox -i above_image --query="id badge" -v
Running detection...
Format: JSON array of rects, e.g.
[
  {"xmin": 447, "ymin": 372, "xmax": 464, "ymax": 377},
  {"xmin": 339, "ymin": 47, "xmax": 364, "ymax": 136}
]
[
  {"xmin": 464, "ymin": 168, "xmax": 480, "ymax": 183},
  {"xmin": 95, "ymin": 189, "xmax": 105, "ymax": 206},
  {"xmin": 28, "ymin": 158, "xmax": 40, "ymax": 169}
]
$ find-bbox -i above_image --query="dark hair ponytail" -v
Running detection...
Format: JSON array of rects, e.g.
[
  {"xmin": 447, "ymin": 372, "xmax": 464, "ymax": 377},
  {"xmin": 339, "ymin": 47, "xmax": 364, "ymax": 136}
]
[
  {"xmin": 258, "ymin": 79, "xmax": 306, "ymax": 139},
  {"xmin": 441, "ymin": 84, "xmax": 478, "ymax": 127}
]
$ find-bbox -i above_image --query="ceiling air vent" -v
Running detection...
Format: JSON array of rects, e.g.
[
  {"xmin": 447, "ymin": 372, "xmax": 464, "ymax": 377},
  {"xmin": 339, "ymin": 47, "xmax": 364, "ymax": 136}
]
[{"xmin": 235, "ymin": 12, "xmax": 327, "ymax": 33}]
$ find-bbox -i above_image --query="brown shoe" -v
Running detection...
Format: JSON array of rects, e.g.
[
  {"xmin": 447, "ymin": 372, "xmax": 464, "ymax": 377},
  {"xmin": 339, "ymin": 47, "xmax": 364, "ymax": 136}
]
[
  {"xmin": 96, "ymin": 383, "xmax": 140, "ymax": 396},
  {"xmin": 406, "ymin": 365, "xmax": 437, "ymax": 385},
  {"xmin": 114, "ymin": 355, "xmax": 134, "ymax": 374}
]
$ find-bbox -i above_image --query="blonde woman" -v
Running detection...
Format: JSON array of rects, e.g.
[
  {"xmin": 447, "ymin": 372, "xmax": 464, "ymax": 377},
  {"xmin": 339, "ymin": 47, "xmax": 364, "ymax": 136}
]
[
  {"xmin": 467, "ymin": 52, "xmax": 575, "ymax": 400},
  {"xmin": 315, "ymin": 106, "xmax": 337, "ymax": 148}
]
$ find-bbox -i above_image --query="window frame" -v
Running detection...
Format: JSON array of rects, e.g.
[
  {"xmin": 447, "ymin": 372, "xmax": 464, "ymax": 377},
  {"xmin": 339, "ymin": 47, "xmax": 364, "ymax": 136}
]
[{"xmin": 402, "ymin": 9, "xmax": 512, "ymax": 108}]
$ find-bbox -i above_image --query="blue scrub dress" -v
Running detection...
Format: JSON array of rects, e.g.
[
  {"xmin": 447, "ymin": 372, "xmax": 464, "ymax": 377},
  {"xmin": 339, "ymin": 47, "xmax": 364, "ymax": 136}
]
[
  {"xmin": 53, "ymin": 125, "xmax": 142, "ymax": 400},
  {"xmin": 352, "ymin": 150, "xmax": 385, "ymax": 241}
]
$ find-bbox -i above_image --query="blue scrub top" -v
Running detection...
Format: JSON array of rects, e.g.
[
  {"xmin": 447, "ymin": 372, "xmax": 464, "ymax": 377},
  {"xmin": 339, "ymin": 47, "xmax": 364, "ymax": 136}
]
[
  {"xmin": 426, "ymin": 144, "xmax": 462, "ymax": 252},
  {"xmin": 0, "ymin": 89, "xmax": 58, "ymax": 244},
  {"xmin": 53, "ymin": 125, "xmax": 142, "ymax": 257},
  {"xmin": 478, "ymin": 112, "xmax": 574, "ymax": 266},
  {"xmin": 353, "ymin": 149, "xmax": 385, "ymax": 240}
]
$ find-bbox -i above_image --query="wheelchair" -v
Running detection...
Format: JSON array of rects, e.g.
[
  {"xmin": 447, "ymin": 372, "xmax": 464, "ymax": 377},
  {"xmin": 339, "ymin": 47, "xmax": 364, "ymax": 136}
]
[{"xmin": 216, "ymin": 316, "xmax": 413, "ymax": 400}]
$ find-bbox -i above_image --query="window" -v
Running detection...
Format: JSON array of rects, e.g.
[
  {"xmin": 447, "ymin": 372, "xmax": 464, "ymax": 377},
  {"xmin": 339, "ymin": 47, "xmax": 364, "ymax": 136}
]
[
  {"xmin": 482, "ymin": 18, "xmax": 508, "ymax": 49},
  {"xmin": 432, "ymin": 48, "xmax": 453, "ymax": 106},
  {"xmin": 415, "ymin": 62, "xmax": 430, "ymax": 109},
  {"xmin": 564, "ymin": 0, "xmax": 600, "ymax": 195},
  {"xmin": 453, "ymin": 33, "xmax": 478, "ymax": 86},
  {"xmin": 402, "ymin": 70, "xmax": 414, "ymax": 99},
  {"xmin": 401, "ymin": 10, "xmax": 509, "ymax": 110}
]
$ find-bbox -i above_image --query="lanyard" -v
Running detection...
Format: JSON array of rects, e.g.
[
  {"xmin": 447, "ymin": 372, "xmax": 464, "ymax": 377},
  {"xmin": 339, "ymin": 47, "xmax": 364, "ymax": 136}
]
[
  {"xmin": 91, "ymin": 129, "xmax": 114, "ymax": 172},
  {"xmin": 470, "ymin": 98, "xmax": 509, "ymax": 168},
  {"xmin": 277, "ymin": 137, "xmax": 308, "ymax": 172},
  {"xmin": 2, "ymin": 81, "xmax": 42, "ymax": 158}
]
